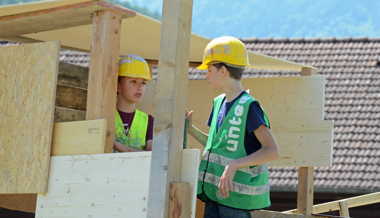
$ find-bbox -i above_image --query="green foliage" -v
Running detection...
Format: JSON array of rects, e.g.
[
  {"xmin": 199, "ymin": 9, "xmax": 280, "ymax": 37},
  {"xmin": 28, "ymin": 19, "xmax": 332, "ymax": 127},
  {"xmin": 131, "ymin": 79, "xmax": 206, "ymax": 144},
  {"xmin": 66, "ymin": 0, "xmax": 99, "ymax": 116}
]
[{"xmin": 0, "ymin": 0, "xmax": 162, "ymax": 21}]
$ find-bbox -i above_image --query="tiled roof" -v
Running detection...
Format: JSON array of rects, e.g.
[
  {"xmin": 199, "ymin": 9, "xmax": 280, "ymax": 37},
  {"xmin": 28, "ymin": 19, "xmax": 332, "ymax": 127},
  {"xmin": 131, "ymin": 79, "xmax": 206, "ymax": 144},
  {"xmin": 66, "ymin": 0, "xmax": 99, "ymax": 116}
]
[
  {"xmin": 241, "ymin": 37, "xmax": 380, "ymax": 193},
  {"xmin": 1, "ymin": 37, "xmax": 379, "ymax": 193}
]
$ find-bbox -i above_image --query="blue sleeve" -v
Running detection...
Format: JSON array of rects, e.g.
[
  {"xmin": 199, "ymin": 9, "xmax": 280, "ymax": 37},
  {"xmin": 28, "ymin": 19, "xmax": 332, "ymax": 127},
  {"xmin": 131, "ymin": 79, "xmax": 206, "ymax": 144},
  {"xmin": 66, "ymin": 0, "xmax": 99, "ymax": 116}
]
[
  {"xmin": 247, "ymin": 102, "xmax": 268, "ymax": 135},
  {"xmin": 206, "ymin": 106, "xmax": 214, "ymax": 127}
]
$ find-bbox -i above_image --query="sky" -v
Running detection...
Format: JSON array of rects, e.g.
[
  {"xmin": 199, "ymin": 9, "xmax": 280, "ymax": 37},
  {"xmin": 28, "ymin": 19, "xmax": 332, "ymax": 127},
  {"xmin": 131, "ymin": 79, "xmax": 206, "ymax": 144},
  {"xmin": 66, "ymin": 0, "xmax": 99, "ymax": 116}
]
[{"xmin": 122, "ymin": 0, "xmax": 380, "ymax": 39}]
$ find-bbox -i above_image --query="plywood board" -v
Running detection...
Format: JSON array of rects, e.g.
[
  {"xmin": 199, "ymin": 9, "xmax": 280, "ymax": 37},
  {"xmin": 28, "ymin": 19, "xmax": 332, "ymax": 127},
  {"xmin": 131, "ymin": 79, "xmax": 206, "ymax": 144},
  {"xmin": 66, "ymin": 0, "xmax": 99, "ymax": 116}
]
[
  {"xmin": 0, "ymin": 41, "xmax": 60, "ymax": 194},
  {"xmin": 137, "ymin": 76, "xmax": 333, "ymax": 167},
  {"xmin": 51, "ymin": 119, "xmax": 106, "ymax": 156},
  {"xmin": 35, "ymin": 149, "xmax": 200, "ymax": 218}
]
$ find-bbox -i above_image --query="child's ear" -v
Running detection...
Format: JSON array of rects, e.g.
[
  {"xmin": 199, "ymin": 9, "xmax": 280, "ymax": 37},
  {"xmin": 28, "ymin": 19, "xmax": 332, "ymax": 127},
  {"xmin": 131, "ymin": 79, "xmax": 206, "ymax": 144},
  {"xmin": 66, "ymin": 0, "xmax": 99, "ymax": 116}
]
[
  {"xmin": 221, "ymin": 66, "xmax": 229, "ymax": 77},
  {"xmin": 117, "ymin": 83, "xmax": 121, "ymax": 92}
]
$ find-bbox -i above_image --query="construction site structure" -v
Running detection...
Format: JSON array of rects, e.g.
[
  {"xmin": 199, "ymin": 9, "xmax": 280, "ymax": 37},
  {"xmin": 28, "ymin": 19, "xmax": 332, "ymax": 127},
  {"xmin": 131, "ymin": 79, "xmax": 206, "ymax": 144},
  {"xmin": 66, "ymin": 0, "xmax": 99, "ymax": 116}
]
[{"xmin": 0, "ymin": 0, "xmax": 377, "ymax": 217}]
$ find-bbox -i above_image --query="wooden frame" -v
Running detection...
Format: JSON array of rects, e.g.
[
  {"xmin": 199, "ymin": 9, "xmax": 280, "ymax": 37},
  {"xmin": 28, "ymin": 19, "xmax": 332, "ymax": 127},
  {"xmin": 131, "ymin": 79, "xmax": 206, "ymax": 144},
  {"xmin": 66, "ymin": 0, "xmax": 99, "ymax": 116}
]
[
  {"xmin": 0, "ymin": 1, "xmax": 338, "ymax": 217},
  {"xmin": 285, "ymin": 192, "xmax": 380, "ymax": 216}
]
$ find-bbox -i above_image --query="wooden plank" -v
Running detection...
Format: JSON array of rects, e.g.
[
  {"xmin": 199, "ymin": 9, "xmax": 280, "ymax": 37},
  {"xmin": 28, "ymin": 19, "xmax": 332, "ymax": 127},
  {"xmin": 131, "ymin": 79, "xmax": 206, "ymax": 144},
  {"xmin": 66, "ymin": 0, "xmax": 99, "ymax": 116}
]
[
  {"xmin": 35, "ymin": 149, "xmax": 200, "ymax": 218},
  {"xmin": 284, "ymin": 192, "xmax": 380, "ymax": 214},
  {"xmin": 0, "ymin": 194, "xmax": 37, "ymax": 213},
  {"xmin": 86, "ymin": 10, "xmax": 122, "ymax": 153},
  {"xmin": 269, "ymin": 120, "xmax": 334, "ymax": 167},
  {"xmin": 0, "ymin": 1, "xmax": 135, "ymax": 38},
  {"xmin": 251, "ymin": 210, "xmax": 325, "ymax": 218},
  {"xmin": 301, "ymin": 67, "xmax": 318, "ymax": 76},
  {"xmin": 147, "ymin": 0, "xmax": 193, "ymax": 217},
  {"xmin": 170, "ymin": 182, "xmax": 191, "ymax": 218},
  {"xmin": 297, "ymin": 167, "xmax": 314, "ymax": 215},
  {"xmin": 339, "ymin": 201, "xmax": 349, "ymax": 217},
  {"xmin": 54, "ymin": 106, "xmax": 86, "ymax": 123},
  {"xmin": 58, "ymin": 62, "xmax": 89, "ymax": 89},
  {"xmin": 146, "ymin": 59, "xmax": 201, "ymax": 68},
  {"xmin": 51, "ymin": 119, "xmax": 106, "ymax": 156},
  {"xmin": 137, "ymin": 79, "xmax": 334, "ymax": 167},
  {"xmin": 0, "ymin": 41, "xmax": 60, "ymax": 194},
  {"xmin": 56, "ymin": 84, "xmax": 87, "ymax": 111}
]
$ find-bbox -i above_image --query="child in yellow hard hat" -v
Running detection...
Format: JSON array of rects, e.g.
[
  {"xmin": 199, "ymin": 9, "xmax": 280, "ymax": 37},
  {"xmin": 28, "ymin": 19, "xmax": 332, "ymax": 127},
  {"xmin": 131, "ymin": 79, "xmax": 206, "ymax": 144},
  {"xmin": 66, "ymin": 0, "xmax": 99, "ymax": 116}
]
[
  {"xmin": 186, "ymin": 36, "xmax": 280, "ymax": 217},
  {"xmin": 113, "ymin": 54, "xmax": 154, "ymax": 152}
]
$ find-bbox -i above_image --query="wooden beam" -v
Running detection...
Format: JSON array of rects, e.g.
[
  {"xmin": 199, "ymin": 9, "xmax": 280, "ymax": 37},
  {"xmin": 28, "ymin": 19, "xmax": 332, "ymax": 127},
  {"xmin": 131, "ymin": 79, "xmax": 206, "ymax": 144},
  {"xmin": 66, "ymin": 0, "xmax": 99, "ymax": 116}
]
[
  {"xmin": 146, "ymin": 0, "xmax": 193, "ymax": 217},
  {"xmin": 169, "ymin": 183, "xmax": 191, "ymax": 218},
  {"xmin": 146, "ymin": 59, "xmax": 201, "ymax": 69},
  {"xmin": 285, "ymin": 192, "xmax": 380, "ymax": 214},
  {"xmin": 339, "ymin": 201, "xmax": 349, "ymax": 217},
  {"xmin": 58, "ymin": 62, "xmax": 89, "ymax": 89},
  {"xmin": 51, "ymin": 119, "xmax": 106, "ymax": 156},
  {"xmin": 301, "ymin": 67, "xmax": 318, "ymax": 76},
  {"xmin": 86, "ymin": 10, "xmax": 122, "ymax": 153},
  {"xmin": 251, "ymin": 210, "xmax": 326, "ymax": 218},
  {"xmin": 54, "ymin": 107, "xmax": 86, "ymax": 123},
  {"xmin": 148, "ymin": 63, "xmax": 154, "ymax": 80},
  {"xmin": 56, "ymin": 84, "xmax": 87, "ymax": 111},
  {"xmin": 297, "ymin": 167, "xmax": 314, "ymax": 215},
  {"xmin": 0, "ymin": 1, "xmax": 135, "ymax": 38}
]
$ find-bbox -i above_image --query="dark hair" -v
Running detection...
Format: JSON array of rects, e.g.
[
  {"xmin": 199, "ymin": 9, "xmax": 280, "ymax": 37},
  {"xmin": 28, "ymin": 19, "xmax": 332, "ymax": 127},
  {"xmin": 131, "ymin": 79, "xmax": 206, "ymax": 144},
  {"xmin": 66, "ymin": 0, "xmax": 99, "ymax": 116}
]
[{"xmin": 213, "ymin": 63, "xmax": 243, "ymax": 80}]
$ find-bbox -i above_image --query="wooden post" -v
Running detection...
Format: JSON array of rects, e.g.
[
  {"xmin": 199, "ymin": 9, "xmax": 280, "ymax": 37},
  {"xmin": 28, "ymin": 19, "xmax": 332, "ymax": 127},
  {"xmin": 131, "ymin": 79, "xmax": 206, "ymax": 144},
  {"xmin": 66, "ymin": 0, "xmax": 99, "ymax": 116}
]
[
  {"xmin": 301, "ymin": 67, "xmax": 317, "ymax": 76},
  {"xmin": 169, "ymin": 183, "xmax": 191, "ymax": 218},
  {"xmin": 146, "ymin": 0, "xmax": 193, "ymax": 217},
  {"xmin": 297, "ymin": 67, "xmax": 318, "ymax": 215},
  {"xmin": 339, "ymin": 201, "xmax": 350, "ymax": 217},
  {"xmin": 148, "ymin": 63, "xmax": 154, "ymax": 80},
  {"xmin": 297, "ymin": 167, "xmax": 314, "ymax": 215},
  {"xmin": 86, "ymin": 10, "xmax": 122, "ymax": 153}
]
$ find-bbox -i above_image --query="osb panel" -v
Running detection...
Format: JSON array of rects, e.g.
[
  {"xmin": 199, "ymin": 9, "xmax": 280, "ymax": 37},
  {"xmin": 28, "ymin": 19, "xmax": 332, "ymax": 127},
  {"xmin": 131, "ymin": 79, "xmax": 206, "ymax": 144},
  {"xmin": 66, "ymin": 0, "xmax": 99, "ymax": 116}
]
[{"xmin": 0, "ymin": 41, "xmax": 60, "ymax": 193}]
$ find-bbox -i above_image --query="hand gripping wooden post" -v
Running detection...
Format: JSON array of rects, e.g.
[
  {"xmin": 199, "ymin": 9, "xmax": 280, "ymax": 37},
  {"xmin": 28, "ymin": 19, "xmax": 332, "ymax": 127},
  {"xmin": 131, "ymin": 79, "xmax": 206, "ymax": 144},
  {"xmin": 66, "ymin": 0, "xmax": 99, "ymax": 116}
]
[
  {"xmin": 146, "ymin": 0, "xmax": 194, "ymax": 217},
  {"xmin": 86, "ymin": 10, "xmax": 122, "ymax": 153},
  {"xmin": 297, "ymin": 67, "xmax": 318, "ymax": 215}
]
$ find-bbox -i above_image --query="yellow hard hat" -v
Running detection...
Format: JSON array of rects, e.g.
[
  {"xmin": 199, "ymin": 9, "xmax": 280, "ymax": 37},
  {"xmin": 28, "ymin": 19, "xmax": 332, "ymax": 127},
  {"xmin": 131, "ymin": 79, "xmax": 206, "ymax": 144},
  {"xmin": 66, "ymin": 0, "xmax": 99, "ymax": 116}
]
[
  {"xmin": 118, "ymin": 54, "xmax": 151, "ymax": 81},
  {"xmin": 197, "ymin": 36, "xmax": 250, "ymax": 70}
]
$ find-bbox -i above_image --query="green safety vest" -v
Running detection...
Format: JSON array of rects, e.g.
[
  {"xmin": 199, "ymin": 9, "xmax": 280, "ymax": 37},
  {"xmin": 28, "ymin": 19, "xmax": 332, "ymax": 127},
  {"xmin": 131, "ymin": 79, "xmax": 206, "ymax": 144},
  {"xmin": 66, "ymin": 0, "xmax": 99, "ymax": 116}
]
[
  {"xmin": 197, "ymin": 93, "xmax": 271, "ymax": 210},
  {"xmin": 115, "ymin": 108, "xmax": 148, "ymax": 150}
]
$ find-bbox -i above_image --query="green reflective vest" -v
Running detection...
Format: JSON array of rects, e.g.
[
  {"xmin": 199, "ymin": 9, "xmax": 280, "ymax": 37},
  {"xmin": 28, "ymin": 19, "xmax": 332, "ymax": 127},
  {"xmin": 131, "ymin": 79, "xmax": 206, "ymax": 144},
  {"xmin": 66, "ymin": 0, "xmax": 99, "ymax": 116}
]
[
  {"xmin": 115, "ymin": 108, "xmax": 148, "ymax": 150},
  {"xmin": 197, "ymin": 93, "xmax": 271, "ymax": 210}
]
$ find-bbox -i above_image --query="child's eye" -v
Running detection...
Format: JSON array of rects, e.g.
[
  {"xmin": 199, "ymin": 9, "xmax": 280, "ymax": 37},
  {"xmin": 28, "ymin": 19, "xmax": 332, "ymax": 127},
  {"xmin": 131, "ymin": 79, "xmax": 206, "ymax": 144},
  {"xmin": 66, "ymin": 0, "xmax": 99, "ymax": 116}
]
[
  {"xmin": 142, "ymin": 82, "xmax": 146, "ymax": 85},
  {"xmin": 131, "ymin": 80, "xmax": 136, "ymax": 83}
]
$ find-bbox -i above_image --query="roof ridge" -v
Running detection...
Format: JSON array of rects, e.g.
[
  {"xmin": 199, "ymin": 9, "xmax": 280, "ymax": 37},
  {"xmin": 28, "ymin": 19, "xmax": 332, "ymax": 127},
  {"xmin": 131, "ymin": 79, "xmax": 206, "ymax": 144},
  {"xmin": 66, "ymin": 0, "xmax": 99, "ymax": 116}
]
[{"xmin": 243, "ymin": 36, "xmax": 380, "ymax": 43}]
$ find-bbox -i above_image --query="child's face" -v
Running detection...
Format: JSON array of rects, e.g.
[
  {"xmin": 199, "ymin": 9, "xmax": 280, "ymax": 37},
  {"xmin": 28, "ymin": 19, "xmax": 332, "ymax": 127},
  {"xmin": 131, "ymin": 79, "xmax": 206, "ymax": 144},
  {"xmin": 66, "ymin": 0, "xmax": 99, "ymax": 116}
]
[
  {"xmin": 117, "ymin": 77, "xmax": 147, "ymax": 104},
  {"xmin": 205, "ymin": 65, "xmax": 223, "ymax": 90}
]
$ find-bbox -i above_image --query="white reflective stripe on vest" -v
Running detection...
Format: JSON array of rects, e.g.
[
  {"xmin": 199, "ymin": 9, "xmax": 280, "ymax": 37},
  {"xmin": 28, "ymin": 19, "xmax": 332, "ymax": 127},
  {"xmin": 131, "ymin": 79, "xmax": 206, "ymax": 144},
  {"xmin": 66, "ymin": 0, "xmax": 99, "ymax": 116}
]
[
  {"xmin": 202, "ymin": 151, "xmax": 268, "ymax": 178},
  {"xmin": 199, "ymin": 171, "xmax": 270, "ymax": 196}
]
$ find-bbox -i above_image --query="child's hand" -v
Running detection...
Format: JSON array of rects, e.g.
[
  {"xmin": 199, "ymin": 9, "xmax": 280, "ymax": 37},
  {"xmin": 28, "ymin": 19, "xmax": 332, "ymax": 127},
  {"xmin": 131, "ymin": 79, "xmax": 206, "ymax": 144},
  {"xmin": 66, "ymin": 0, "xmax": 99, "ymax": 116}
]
[
  {"xmin": 218, "ymin": 162, "xmax": 238, "ymax": 199},
  {"xmin": 185, "ymin": 109, "xmax": 193, "ymax": 130}
]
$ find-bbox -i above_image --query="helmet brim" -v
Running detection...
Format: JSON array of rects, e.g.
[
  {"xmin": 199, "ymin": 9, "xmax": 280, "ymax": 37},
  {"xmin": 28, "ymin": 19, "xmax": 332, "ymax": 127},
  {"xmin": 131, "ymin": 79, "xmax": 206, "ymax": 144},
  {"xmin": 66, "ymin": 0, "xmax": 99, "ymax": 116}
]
[{"xmin": 196, "ymin": 63, "xmax": 208, "ymax": 70}]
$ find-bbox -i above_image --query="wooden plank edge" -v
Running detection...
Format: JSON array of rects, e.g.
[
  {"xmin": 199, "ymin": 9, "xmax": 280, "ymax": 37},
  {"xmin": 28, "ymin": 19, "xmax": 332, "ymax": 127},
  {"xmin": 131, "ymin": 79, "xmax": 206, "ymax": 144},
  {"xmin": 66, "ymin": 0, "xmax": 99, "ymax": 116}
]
[
  {"xmin": 251, "ymin": 210, "xmax": 327, "ymax": 218},
  {"xmin": 284, "ymin": 192, "xmax": 380, "ymax": 214}
]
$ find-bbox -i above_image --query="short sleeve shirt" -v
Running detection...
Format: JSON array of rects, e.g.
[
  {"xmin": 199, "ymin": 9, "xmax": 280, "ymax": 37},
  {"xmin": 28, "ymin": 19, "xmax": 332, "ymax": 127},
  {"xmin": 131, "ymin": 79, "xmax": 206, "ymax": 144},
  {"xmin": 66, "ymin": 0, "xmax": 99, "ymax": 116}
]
[{"xmin": 206, "ymin": 91, "xmax": 268, "ymax": 155}]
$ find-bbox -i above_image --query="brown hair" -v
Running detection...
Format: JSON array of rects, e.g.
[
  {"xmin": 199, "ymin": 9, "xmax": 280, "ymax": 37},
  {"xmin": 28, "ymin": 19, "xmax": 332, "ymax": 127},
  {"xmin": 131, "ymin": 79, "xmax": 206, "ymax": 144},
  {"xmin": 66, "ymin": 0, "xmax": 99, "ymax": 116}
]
[{"xmin": 213, "ymin": 63, "xmax": 243, "ymax": 80}]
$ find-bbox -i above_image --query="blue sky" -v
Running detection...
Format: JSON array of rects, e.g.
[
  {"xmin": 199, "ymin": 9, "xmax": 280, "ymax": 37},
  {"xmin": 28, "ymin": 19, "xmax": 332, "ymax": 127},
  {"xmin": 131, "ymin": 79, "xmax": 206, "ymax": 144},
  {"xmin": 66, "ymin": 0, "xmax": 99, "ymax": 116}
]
[{"xmin": 122, "ymin": 0, "xmax": 380, "ymax": 39}]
